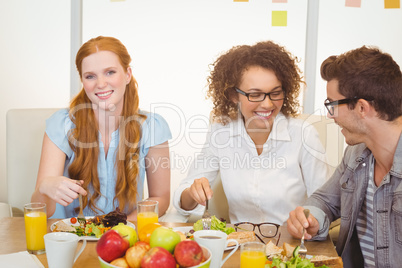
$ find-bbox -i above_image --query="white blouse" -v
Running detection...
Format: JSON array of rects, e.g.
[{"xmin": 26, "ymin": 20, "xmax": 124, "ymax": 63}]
[{"xmin": 173, "ymin": 113, "xmax": 331, "ymax": 224}]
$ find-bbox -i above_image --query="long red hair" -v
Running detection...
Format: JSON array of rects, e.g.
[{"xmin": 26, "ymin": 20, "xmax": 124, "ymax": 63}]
[{"xmin": 68, "ymin": 36, "xmax": 146, "ymax": 214}]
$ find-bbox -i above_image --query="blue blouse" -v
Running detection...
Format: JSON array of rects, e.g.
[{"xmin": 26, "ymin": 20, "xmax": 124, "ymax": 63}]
[{"xmin": 45, "ymin": 109, "xmax": 171, "ymax": 218}]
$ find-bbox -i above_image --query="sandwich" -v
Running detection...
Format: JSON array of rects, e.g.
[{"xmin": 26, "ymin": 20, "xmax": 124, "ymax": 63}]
[
  {"xmin": 265, "ymin": 240, "xmax": 282, "ymax": 259},
  {"xmin": 227, "ymin": 231, "xmax": 256, "ymax": 246},
  {"xmin": 282, "ymin": 242, "xmax": 296, "ymax": 258},
  {"xmin": 265, "ymin": 241, "xmax": 344, "ymax": 267},
  {"xmin": 310, "ymin": 255, "xmax": 344, "ymax": 268},
  {"xmin": 53, "ymin": 221, "xmax": 76, "ymax": 232}
]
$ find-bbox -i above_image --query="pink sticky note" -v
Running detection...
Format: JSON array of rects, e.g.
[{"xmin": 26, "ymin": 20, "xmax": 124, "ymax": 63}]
[
  {"xmin": 272, "ymin": 0, "xmax": 288, "ymax": 3},
  {"xmin": 384, "ymin": 0, "xmax": 400, "ymax": 8},
  {"xmin": 345, "ymin": 0, "xmax": 361, "ymax": 7}
]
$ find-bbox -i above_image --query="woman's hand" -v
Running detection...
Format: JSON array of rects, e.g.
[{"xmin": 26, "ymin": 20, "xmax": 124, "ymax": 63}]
[
  {"xmin": 180, "ymin": 177, "xmax": 213, "ymax": 210},
  {"xmin": 38, "ymin": 177, "xmax": 87, "ymax": 206},
  {"xmin": 286, "ymin": 206, "xmax": 319, "ymax": 240},
  {"xmin": 32, "ymin": 133, "xmax": 86, "ymax": 217},
  {"xmin": 188, "ymin": 177, "xmax": 212, "ymax": 206}
]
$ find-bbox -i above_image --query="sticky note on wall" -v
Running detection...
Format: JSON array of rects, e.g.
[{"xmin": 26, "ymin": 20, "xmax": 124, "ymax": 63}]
[
  {"xmin": 384, "ymin": 0, "xmax": 400, "ymax": 8},
  {"xmin": 233, "ymin": 0, "xmax": 249, "ymax": 2},
  {"xmin": 345, "ymin": 0, "xmax": 361, "ymax": 7},
  {"xmin": 272, "ymin": 11, "xmax": 287, "ymax": 26},
  {"xmin": 272, "ymin": 0, "xmax": 287, "ymax": 2}
]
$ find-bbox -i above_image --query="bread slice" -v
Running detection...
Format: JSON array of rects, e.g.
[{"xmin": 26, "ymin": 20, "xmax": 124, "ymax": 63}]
[
  {"xmin": 54, "ymin": 221, "xmax": 76, "ymax": 232},
  {"xmin": 282, "ymin": 242, "xmax": 296, "ymax": 258},
  {"xmin": 227, "ymin": 231, "xmax": 256, "ymax": 246},
  {"xmin": 265, "ymin": 240, "xmax": 283, "ymax": 258},
  {"xmin": 310, "ymin": 255, "xmax": 343, "ymax": 268}
]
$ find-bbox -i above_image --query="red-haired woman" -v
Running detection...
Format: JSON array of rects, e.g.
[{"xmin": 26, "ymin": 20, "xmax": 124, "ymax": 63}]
[{"xmin": 32, "ymin": 36, "xmax": 171, "ymax": 221}]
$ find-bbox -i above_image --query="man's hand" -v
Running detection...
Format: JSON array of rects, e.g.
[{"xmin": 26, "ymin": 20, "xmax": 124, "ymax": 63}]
[{"xmin": 287, "ymin": 206, "xmax": 319, "ymax": 240}]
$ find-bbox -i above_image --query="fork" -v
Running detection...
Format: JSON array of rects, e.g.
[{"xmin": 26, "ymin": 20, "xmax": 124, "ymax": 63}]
[
  {"xmin": 202, "ymin": 199, "xmax": 211, "ymax": 230},
  {"xmin": 77, "ymin": 194, "xmax": 86, "ymax": 227},
  {"xmin": 299, "ymin": 209, "xmax": 310, "ymax": 258}
]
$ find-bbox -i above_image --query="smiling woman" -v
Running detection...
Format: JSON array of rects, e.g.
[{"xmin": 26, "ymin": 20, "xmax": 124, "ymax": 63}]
[
  {"xmin": 173, "ymin": 40, "xmax": 332, "ymax": 224},
  {"xmin": 31, "ymin": 36, "xmax": 172, "ymax": 221}
]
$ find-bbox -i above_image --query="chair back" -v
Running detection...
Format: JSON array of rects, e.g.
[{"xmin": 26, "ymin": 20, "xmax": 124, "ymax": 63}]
[
  {"xmin": 6, "ymin": 108, "xmax": 61, "ymax": 216},
  {"xmin": 0, "ymin": 202, "xmax": 12, "ymax": 218},
  {"xmin": 202, "ymin": 114, "xmax": 344, "ymax": 223}
]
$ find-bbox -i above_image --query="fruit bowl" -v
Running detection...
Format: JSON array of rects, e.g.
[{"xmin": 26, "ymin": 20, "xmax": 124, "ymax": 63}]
[
  {"xmin": 188, "ymin": 245, "xmax": 212, "ymax": 268},
  {"xmin": 98, "ymin": 245, "xmax": 212, "ymax": 268}
]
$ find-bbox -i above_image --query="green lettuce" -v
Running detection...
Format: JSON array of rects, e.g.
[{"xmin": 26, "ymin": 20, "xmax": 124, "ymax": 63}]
[
  {"xmin": 85, "ymin": 223, "xmax": 105, "ymax": 238},
  {"xmin": 193, "ymin": 216, "xmax": 235, "ymax": 235},
  {"xmin": 267, "ymin": 256, "xmax": 329, "ymax": 268}
]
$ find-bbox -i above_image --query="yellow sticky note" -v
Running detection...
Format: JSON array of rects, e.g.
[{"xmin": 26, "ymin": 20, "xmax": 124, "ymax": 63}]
[
  {"xmin": 345, "ymin": 0, "xmax": 361, "ymax": 7},
  {"xmin": 384, "ymin": 0, "xmax": 400, "ymax": 8},
  {"xmin": 233, "ymin": 0, "xmax": 249, "ymax": 2},
  {"xmin": 272, "ymin": 11, "xmax": 287, "ymax": 26}
]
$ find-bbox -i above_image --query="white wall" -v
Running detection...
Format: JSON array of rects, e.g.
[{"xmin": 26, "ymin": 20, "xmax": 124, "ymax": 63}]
[
  {"xmin": 82, "ymin": 0, "xmax": 308, "ymax": 197},
  {"xmin": 0, "ymin": 0, "xmax": 71, "ymax": 202},
  {"xmin": 1, "ymin": 0, "xmax": 401, "ymax": 208},
  {"xmin": 313, "ymin": 1, "xmax": 402, "ymax": 109}
]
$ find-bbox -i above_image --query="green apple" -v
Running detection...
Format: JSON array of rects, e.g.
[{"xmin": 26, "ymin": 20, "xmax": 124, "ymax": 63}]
[
  {"xmin": 112, "ymin": 223, "xmax": 138, "ymax": 247},
  {"xmin": 149, "ymin": 227, "xmax": 181, "ymax": 253}
]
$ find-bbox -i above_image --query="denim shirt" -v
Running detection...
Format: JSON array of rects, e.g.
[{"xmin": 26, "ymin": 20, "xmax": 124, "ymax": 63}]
[{"xmin": 304, "ymin": 134, "xmax": 402, "ymax": 268}]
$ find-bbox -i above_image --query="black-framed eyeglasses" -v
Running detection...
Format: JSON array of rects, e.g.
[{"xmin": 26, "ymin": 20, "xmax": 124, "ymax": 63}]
[
  {"xmin": 324, "ymin": 97, "xmax": 374, "ymax": 115},
  {"xmin": 235, "ymin": 88, "xmax": 285, "ymax": 102},
  {"xmin": 234, "ymin": 222, "xmax": 280, "ymax": 244}
]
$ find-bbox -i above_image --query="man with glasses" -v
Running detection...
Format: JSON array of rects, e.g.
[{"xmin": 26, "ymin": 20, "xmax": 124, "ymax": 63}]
[{"xmin": 287, "ymin": 46, "xmax": 402, "ymax": 268}]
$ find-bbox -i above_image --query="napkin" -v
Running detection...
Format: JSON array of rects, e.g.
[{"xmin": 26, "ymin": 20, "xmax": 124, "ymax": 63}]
[{"xmin": 0, "ymin": 251, "xmax": 44, "ymax": 268}]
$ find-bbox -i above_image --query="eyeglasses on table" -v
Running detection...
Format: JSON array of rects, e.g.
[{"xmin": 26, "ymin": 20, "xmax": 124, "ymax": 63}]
[{"xmin": 234, "ymin": 222, "xmax": 281, "ymax": 245}]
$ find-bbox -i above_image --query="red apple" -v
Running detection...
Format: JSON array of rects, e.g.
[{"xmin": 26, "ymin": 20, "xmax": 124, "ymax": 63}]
[
  {"xmin": 96, "ymin": 229, "xmax": 130, "ymax": 262},
  {"xmin": 125, "ymin": 241, "xmax": 151, "ymax": 268},
  {"xmin": 141, "ymin": 247, "xmax": 176, "ymax": 268},
  {"xmin": 112, "ymin": 223, "xmax": 138, "ymax": 247},
  {"xmin": 174, "ymin": 240, "xmax": 203, "ymax": 267},
  {"xmin": 149, "ymin": 227, "xmax": 181, "ymax": 253}
]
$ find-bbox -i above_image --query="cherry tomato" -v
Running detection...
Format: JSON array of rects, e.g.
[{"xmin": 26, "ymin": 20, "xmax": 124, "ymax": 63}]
[{"xmin": 70, "ymin": 217, "xmax": 77, "ymax": 224}]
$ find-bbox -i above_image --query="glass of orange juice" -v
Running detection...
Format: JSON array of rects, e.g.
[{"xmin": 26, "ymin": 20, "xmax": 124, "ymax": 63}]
[
  {"xmin": 24, "ymin": 203, "xmax": 47, "ymax": 254},
  {"xmin": 137, "ymin": 200, "xmax": 158, "ymax": 234},
  {"xmin": 240, "ymin": 241, "xmax": 266, "ymax": 268}
]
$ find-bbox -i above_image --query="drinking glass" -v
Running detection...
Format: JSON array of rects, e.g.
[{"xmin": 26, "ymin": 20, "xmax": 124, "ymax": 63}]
[
  {"xmin": 240, "ymin": 241, "xmax": 266, "ymax": 268},
  {"xmin": 24, "ymin": 202, "xmax": 47, "ymax": 254},
  {"xmin": 137, "ymin": 200, "xmax": 158, "ymax": 234}
]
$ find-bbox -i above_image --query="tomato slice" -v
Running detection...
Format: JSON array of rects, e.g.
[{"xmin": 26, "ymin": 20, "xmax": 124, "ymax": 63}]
[{"xmin": 70, "ymin": 217, "xmax": 77, "ymax": 224}]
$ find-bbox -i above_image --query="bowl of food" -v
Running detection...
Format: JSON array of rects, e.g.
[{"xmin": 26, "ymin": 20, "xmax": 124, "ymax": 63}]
[
  {"xmin": 98, "ymin": 245, "xmax": 212, "ymax": 268},
  {"xmin": 190, "ymin": 245, "xmax": 212, "ymax": 268}
]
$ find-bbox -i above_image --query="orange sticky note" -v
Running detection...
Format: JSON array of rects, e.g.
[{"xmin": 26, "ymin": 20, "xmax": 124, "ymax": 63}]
[
  {"xmin": 272, "ymin": 0, "xmax": 287, "ymax": 3},
  {"xmin": 233, "ymin": 0, "xmax": 249, "ymax": 2},
  {"xmin": 345, "ymin": 0, "xmax": 361, "ymax": 7},
  {"xmin": 385, "ymin": 0, "xmax": 400, "ymax": 8},
  {"xmin": 272, "ymin": 11, "xmax": 287, "ymax": 26}
]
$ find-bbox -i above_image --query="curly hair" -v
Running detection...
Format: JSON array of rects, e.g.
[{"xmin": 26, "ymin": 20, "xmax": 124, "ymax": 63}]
[
  {"xmin": 207, "ymin": 40, "xmax": 304, "ymax": 124},
  {"xmin": 321, "ymin": 46, "xmax": 402, "ymax": 121},
  {"xmin": 68, "ymin": 36, "xmax": 146, "ymax": 214}
]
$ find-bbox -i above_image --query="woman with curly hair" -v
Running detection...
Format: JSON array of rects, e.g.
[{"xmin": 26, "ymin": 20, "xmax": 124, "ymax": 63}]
[
  {"xmin": 32, "ymin": 36, "xmax": 171, "ymax": 220},
  {"xmin": 173, "ymin": 41, "xmax": 330, "ymax": 224}
]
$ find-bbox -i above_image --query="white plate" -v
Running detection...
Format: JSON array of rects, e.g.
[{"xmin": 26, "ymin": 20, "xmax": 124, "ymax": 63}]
[
  {"xmin": 173, "ymin": 226, "xmax": 236, "ymax": 251},
  {"xmin": 51, "ymin": 216, "xmax": 135, "ymax": 241}
]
